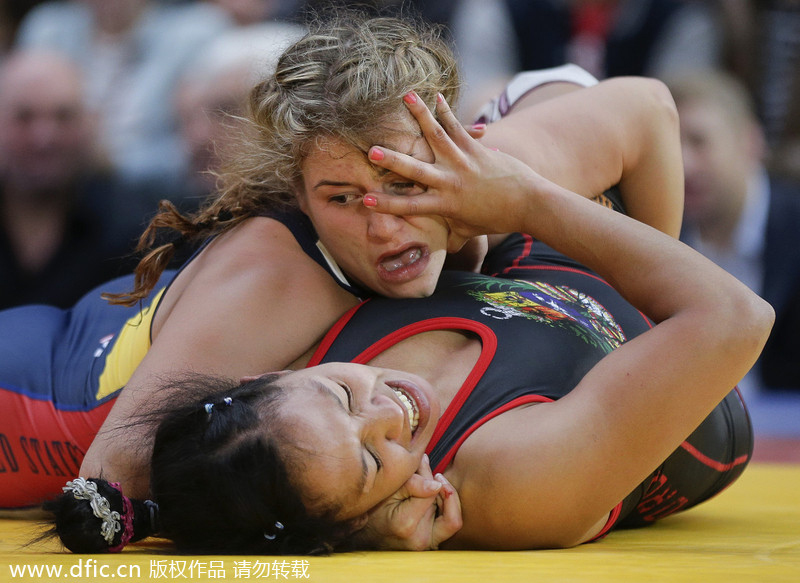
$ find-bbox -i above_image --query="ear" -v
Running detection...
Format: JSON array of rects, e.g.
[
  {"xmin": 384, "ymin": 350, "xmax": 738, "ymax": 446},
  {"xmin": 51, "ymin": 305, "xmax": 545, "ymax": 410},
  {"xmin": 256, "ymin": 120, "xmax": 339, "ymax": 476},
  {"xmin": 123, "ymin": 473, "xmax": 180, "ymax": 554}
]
[
  {"xmin": 745, "ymin": 121, "xmax": 767, "ymax": 164},
  {"xmin": 350, "ymin": 513, "xmax": 370, "ymax": 532},
  {"xmin": 294, "ymin": 183, "xmax": 310, "ymax": 215}
]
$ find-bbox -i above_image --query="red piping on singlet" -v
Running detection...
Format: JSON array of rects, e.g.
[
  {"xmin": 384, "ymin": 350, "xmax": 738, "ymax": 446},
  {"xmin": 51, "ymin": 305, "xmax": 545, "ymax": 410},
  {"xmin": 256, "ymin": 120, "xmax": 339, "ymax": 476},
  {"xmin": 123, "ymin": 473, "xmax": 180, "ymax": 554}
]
[
  {"xmin": 506, "ymin": 233, "xmax": 535, "ymax": 270},
  {"xmin": 430, "ymin": 394, "xmax": 552, "ymax": 474},
  {"xmin": 307, "ymin": 300, "xmax": 370, "ymax": 366},
  {"xmin": 679, "ymin": 441, "xmax": 750, "ymax": 472},
  {"xmin": 429, "ymin": 393, "xmax": 623, "ymax": 542},
  {"xmin": 355, "ymin": 318, "xmax": 497, "ymax": 450},
  {"xmin": 308, "ymin": 309, "xmax": 499, "ymax": 453},
  {"xmin": 308, "ymin": 304, "xmax": 627, "ymax": 541},
  {"xmin": 489, "ymin": 234, "xmax": 653, "ymax": 329}
]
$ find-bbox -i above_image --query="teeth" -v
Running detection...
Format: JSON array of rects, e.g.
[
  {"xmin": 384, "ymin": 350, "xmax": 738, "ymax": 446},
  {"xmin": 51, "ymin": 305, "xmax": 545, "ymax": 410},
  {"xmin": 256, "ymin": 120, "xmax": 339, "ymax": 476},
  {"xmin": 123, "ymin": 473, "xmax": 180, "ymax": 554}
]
[
  {"xmin": 392, "ymin": 388, "xmax": 419, "ymax": 433},
  {"xmin": 382, "ymin": 248, "xmax": 421, "ymax": 272}
]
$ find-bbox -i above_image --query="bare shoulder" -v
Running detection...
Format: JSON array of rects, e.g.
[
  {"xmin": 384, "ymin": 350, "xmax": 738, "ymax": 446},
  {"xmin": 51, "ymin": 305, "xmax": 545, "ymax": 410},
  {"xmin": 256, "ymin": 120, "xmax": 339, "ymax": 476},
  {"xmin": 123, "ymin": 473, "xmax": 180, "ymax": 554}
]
[
  {"xmin": 199, "ymin": 216, "xmax": 316, "ymax": 276},
  {"xmin": 147, "ymin": 215, "xmax": 358, "ymax": 377},
  {"xmin": 440, "ymin": 402, "xmax": 607, "ymax": 550},
  {"xmin": 81, "ymin": 216, "xmax": 358, "ymax": 494}
]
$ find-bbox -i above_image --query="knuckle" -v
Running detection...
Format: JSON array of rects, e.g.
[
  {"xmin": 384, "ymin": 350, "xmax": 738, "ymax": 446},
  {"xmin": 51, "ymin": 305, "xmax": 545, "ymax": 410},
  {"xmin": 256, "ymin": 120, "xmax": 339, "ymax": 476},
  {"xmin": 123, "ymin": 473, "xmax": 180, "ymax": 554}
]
[
  {"xmin": 403, "ymin": 198, "xmax": 421, "ymax": 215},
  {"xmin": 393, "ymin": 519, "xmax": 417, "ymax": 538},
  {"xmin": 430, "ymin": 125, "xmax": 448, "ymax": 143}
]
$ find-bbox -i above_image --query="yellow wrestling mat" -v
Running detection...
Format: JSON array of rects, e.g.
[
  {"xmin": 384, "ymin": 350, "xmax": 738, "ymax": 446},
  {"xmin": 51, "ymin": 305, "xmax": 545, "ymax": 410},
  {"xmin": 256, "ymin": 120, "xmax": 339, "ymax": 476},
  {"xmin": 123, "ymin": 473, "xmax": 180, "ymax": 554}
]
[{"xmin": 1, "ymin": 464, "xmax": 798, "ymax": 583}]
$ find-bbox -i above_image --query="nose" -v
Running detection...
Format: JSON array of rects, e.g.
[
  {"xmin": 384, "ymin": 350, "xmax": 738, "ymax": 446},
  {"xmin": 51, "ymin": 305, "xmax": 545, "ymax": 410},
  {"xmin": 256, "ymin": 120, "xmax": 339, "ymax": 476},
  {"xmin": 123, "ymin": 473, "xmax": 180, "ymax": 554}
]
[
  {"xmin": 366, "ymin": 210, "xmax": 404, "ymax": 241},
  {"xmin": 29, "ymin": 117, "xmax": 62, "ymax": 149},
  {"xmin": 363, "ymin": 393, "xmax": 405, "ymax": 443}
]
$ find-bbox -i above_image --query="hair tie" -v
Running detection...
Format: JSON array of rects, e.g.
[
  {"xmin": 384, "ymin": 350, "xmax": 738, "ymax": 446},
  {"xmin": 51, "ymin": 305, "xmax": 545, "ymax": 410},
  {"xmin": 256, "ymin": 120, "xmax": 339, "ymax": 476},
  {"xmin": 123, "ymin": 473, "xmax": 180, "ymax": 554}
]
[
  {"xmin": 63, "ymin": 478, "xmax": 120, "ymax": 545},
  {"xmin": 144, "ymin": 499, "xmax": 160, "ymax": 534},
  {"xmin": 204, "ymin": 397, "xmax": 233, "ymax": 418},
  {"xmin": 264, "ymin": 521, "xmax": 285, "ymax": 541},
  {"xmin": 107, "ymin": 482, "xmax": 134, "ymax": 553}
]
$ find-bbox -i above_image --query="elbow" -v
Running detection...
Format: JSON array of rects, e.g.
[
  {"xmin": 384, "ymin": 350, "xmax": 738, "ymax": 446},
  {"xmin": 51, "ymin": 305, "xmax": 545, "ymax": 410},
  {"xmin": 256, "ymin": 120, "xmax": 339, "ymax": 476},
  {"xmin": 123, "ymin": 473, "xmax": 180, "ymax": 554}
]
[
  {"xmin": 706, "ymin": 288, "xmax": 775, "ymax": 377},
  {"xmin": 728, "ymin": 286, "xmax": 774, "ymax": 350},
  {"xmin": 618, "ymin": 76, "xmax": 680, "ymax": 130},
  {"xmin": 741, "ymin": 294, "xmax": 775, "ymax": 355},
  {"xmin": 646, "ymin": 78, "xmax": 682, "ymax": 148}
]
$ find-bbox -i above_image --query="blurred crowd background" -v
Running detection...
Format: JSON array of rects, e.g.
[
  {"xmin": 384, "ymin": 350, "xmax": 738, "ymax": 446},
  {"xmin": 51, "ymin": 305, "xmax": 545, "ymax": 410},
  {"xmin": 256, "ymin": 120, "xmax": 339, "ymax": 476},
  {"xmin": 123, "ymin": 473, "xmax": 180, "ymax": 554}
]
[{"xmin": 0, "ymin": 1, "xmax": 798, "ymax": 431}]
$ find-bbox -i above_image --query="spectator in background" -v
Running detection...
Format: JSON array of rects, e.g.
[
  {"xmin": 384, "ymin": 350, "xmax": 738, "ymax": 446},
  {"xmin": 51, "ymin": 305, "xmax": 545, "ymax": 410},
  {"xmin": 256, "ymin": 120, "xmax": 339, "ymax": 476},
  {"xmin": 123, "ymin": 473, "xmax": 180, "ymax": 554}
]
[
  {"xmin": 0, "ymin": 1, "xmax": 45, "ymax": 54},
  {"xmin": 211, "ymin": 0, "xmax": 297, "ymax": 25},
  {"xmin": 708, "ymin": 0, "xmax": 800, "ymax": 181},
  {"xmin": 502, "ymin": 0, "xmax": 719, "ymax": 81},
  {"xmin": 15, "ymin": 0, "xmax": 232, "ymax": 184},
  {"xmin": 0, "ymin": 3, "xmax": 10, "ymax": 62},
  {"xmin": 668, "ymin": 70, "xmax": 800, "ymax": 393},
  {"xmin": 171, "ymin": 22, "xmax": 305, "ymax": 208},
  {"xmin": 0, "ymin": 50, "xmax": 146, "ymax": 309}
]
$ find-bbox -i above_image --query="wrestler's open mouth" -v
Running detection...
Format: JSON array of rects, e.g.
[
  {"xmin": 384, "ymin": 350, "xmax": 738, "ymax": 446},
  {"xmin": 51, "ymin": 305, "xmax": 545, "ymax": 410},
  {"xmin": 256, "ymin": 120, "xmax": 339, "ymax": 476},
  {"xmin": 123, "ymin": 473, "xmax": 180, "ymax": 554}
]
[
  {"xmin": 380, "ymin": 247, "xmax": 423, "ymax": 273},
  {"xmin": 390, "ymin": 386, "xmax": 419, "ymax": 434}
]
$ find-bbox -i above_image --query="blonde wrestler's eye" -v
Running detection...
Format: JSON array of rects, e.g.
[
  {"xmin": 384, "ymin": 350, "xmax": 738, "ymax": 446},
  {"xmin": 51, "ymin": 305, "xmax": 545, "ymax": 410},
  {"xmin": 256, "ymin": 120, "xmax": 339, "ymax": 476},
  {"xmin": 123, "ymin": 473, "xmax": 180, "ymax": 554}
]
[
  {"xmin": 329, "ymin": 193, "xmax": 360, "ymax": 205},
  {"xmin": 388, "ymin": 182, "xmax": 425, "ymax": 196}
]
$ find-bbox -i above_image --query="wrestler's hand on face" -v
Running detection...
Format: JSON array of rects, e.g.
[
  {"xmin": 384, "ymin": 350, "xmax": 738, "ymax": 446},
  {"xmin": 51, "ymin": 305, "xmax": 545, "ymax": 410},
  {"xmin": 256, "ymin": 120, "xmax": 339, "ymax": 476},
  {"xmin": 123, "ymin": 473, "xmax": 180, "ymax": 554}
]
[
  {"xmin": 364, "ymin": 92, "xmax": 542, "ymax": 251},
  {"xmin": 353, "ymin": 455, "xmax": 462, "ymax": 551},
  {"xmin": 443, "ymin": 234, "xmax": 489, "ymax": 272}
]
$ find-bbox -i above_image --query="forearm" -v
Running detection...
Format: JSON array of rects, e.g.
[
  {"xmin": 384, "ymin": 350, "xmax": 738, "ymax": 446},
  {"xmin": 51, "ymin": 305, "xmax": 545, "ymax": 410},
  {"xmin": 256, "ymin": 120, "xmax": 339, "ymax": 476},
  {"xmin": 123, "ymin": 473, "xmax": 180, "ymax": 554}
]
[
  {"xmin": 517, "ymin": 175, "xmax": 756, "ymax": 325},
  {"xmin": 482, "ymin": 77, "xmax": 684, "ymax": 237}
]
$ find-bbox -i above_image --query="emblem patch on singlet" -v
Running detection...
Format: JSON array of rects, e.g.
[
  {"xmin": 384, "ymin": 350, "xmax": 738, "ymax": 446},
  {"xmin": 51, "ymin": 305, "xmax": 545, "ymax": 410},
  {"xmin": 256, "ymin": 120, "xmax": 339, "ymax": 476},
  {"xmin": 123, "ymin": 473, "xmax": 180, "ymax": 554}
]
[{"xmin": 467, "ymin": 278, "xmax": 626, "ymax": 353}]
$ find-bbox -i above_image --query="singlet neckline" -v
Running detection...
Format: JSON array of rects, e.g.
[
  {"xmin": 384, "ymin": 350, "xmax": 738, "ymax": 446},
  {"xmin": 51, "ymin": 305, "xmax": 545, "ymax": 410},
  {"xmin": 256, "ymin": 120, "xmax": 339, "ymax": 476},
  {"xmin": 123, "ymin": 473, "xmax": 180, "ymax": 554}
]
[{"xmin": 307, "ymin": 307, "xmax": 499, "ymax": 462}]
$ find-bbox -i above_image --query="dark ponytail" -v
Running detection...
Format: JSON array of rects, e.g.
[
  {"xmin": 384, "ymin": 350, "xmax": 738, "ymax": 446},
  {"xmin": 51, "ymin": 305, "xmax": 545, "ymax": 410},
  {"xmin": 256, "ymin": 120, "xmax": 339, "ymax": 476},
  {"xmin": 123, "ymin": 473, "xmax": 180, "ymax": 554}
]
[
  {"xmin": 43, "ymin": 478, "xmax": 159, "ymax": 553},
  {"xmin": 44, "ymin": 374, "xmax": 362, "ymax": 554},
  {"xmin": 150, "ymin": 375, "xmax": 359, "ymax": 555}
]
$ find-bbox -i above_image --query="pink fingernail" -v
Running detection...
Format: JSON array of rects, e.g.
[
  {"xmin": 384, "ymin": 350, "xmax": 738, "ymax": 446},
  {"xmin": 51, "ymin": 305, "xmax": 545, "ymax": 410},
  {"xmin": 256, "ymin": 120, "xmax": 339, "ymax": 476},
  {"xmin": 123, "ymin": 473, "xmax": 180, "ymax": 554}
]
[
  {"xmin": 472, "ymin": 123, "xmax": 486, "ymax": 131},
  {"xmin": 403, "ymin": 92, "xmax": 418, "ymax": 105},
  {"xmin": 363, "ymin": 194, "xmax": 377, "ymax": 207},
  {"xmin": 369, "ymin": 147, "xmax": 384, "ymax": 161},
  {"xmin": 437, "ymin": 93, "xmax": 444, "ymax": 103}
]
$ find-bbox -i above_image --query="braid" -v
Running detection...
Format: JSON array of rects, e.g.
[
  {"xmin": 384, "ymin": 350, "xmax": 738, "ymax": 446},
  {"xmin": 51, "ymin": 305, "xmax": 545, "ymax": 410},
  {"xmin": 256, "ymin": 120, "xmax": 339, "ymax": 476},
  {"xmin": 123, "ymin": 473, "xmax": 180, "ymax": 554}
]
[{"xmin": 102, "ymin": 199, "xmax": 245, "ymax": 307}]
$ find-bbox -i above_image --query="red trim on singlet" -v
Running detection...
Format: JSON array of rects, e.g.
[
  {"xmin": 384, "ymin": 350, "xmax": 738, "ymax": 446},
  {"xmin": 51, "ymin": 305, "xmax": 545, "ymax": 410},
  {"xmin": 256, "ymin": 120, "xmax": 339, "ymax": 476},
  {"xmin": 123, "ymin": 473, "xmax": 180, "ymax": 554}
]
[
  {"xmin": 679, "ymin": 441, "xmax": 750, "ymax": 472},
  {"xmin": 429, "ymin": 394, "xmax": 552, "ymax": 474},
  {"xmin": 355, "ymin": 317, "xmax": 498, "ymax": 451},
  {"xmin": 307, "ymin": 300, "xmax": 372, "ymax": 366},
  {"xmin": 307, "ymin": 308, "xmax": 505, "ymax": 460},
  {"xmin": 507, "ymin": 233, "xmax": 535, "ymax": 270},
  {"xmin": 502, "ymin": 263, "xmax": 610, "ymax": 285},
  {"xmin": 428, "ymin": 392, "xmax": 624, "ymax": 542},
  {"xmin": 489, "ymin": 234, "xmax": 653, "ymax": 330},
  {"xmin": 590, "ymin": 501, "xmax": 624, "ymax": 541}
]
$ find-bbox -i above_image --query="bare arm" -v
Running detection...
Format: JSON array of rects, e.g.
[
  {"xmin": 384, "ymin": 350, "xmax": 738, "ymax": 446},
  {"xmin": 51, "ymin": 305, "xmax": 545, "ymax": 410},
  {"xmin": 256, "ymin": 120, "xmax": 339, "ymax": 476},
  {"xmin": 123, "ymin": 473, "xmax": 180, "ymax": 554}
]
[
  {"xmin": 444, "ymin": 181, "xmax": 770, "ymax": 548},
  {"xmin": 479, "ymin": 77, "xmax": 684, "ymax": 238},
  {"xmin": 364, "ymin": 89, "xmax": 773, "ymax": 549},
  {"xmin": 80, "ymin": 218, "xmax": 358, "ymax": 497}
]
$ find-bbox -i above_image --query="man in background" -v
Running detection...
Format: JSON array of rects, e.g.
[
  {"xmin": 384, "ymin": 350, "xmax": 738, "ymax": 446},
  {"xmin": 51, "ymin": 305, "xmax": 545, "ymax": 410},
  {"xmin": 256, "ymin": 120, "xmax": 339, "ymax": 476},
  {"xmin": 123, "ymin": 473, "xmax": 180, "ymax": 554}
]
[
  {"xmin": 0, "ymin": 50, "xmax": 142, "ymax": 309},
  {"xmin": 669, "ymin": 70, "xmax": 800, "ymax": 393}
]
